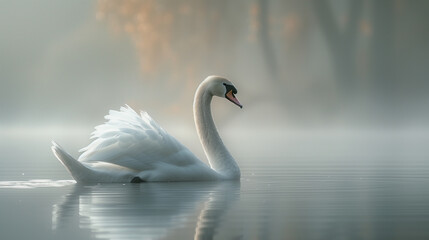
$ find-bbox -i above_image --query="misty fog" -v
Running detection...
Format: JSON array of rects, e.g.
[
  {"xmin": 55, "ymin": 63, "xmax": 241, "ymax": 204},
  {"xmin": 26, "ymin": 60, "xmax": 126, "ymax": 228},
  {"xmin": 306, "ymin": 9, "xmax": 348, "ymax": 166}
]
[{"xmin": 1, "ymin": 0, "xmax": 428, "ymax": 131}]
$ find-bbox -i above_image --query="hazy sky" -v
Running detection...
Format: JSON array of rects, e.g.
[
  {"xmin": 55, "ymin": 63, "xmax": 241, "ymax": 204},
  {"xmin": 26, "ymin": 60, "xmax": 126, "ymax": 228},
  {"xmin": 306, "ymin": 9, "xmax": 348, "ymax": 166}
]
[{"xmin": 1, "ymin": 0, "xmax": 428, "ymax": 128}]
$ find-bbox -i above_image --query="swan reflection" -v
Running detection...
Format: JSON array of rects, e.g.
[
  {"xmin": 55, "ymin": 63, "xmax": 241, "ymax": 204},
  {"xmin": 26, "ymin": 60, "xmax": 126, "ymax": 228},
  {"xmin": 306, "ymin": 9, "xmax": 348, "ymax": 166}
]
[{"xmin": 52, "ymin": 181, "xmax": 240, "ymax": 240}]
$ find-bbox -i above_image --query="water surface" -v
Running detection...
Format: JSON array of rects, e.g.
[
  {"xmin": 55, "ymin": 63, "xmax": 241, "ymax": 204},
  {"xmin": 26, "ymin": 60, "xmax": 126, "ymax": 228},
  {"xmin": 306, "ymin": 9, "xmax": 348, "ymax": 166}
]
[{"xmin": 1, "ymin": 130, "xmax": 429, "ymax": 240}]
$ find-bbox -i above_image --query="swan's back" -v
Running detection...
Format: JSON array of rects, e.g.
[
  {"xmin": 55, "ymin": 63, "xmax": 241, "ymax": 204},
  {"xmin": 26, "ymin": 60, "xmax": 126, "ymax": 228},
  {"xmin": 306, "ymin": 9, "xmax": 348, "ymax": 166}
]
[{"xmin": 77, "ymin": 106, "xmax": 218, "ymax": 181}]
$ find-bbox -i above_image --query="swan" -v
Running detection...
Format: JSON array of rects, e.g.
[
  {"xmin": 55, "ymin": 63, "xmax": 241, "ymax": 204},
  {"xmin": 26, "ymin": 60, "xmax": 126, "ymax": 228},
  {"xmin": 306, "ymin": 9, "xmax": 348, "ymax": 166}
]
[{"xmin": 51, "ymin": 76, "xmax": 242, "ymax": 183}]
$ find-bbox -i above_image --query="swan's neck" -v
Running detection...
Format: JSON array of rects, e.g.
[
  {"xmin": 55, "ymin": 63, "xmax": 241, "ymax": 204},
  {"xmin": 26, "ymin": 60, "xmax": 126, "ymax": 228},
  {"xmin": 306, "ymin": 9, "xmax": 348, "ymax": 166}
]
[{"xmin": 193, "ymin": 84, "xmax": 240, "ymax": 180}]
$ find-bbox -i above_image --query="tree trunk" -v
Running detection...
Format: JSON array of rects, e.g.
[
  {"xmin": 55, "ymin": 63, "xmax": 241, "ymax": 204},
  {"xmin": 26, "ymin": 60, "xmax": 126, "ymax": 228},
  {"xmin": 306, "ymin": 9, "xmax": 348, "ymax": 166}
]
[
  {"xmin": 370, "ymin": 0, "xmax": 396, "ymax": 114},
  {"xmin": 312, "ymin": 0, "xmax": 363, "ymax": 99},
  {"xmin": 258, "ymin": 0, "xmax": 279, "ymax": 83}
]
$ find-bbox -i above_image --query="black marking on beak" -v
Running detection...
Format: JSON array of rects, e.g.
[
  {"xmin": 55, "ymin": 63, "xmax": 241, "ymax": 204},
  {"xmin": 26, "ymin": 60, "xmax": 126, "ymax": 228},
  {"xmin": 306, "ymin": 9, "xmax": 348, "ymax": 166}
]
[{"xmin": 223, "ymin": 83, "xmax": 237, "ymax": 95}]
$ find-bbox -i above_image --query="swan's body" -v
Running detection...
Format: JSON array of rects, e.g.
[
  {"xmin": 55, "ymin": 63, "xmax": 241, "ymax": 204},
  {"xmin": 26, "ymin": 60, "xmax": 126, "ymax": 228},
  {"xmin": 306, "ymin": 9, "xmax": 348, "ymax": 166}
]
[{"xmin": 52, "ymin": 76, "xmax": 242, "ymax": 183}]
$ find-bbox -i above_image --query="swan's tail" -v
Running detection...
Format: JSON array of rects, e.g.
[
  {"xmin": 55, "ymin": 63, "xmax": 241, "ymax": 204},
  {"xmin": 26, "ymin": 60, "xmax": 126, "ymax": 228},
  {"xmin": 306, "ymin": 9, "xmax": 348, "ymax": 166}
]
[{"xmin": 51, "ymin": 141, "xmax": 90, "ymax": 183}]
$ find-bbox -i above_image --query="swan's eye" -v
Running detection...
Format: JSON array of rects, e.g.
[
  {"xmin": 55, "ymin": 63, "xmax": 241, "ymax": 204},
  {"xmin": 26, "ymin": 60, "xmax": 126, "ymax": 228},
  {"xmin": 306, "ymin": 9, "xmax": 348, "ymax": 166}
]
[{"xmin": 223, "ymin": 83, "xmax": 237, "ymax": 94}]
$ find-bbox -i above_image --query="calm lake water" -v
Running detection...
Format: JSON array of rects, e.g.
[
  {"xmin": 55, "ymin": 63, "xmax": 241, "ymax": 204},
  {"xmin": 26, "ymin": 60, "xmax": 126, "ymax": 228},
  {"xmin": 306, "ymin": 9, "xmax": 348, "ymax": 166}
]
[{"xmin": 1, "ymin": 128, "xmax": 429, "ymax": 240}]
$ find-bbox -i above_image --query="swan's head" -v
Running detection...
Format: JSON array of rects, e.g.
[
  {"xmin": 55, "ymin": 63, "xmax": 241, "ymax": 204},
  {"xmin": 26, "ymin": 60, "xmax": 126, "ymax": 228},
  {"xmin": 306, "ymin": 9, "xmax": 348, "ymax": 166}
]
[{"xmin": 205, "ymin": 76, "xmax": 242, "ymax": 108}]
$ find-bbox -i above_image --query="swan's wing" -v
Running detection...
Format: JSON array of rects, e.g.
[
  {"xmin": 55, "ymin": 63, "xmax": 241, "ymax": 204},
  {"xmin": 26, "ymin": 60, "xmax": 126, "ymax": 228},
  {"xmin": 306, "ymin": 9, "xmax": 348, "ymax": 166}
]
[{"xmin": 78, "ymin": 105, "xmax": 201, "ymax": 171}]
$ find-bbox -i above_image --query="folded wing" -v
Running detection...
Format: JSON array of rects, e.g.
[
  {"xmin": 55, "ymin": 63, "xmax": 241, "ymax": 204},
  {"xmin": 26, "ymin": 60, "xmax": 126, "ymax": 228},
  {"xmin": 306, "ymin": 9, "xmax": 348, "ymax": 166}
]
[{"xmin": 78, "ymin": 105, "xmax": 201, "ymax": 171}]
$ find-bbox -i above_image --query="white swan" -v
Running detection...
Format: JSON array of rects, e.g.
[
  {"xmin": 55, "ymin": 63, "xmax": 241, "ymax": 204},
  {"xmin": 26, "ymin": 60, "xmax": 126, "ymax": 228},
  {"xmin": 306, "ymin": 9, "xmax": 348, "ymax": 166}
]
[{"xmin": 51, "ymin": 76, "xmax": 242, "ymax": 183}]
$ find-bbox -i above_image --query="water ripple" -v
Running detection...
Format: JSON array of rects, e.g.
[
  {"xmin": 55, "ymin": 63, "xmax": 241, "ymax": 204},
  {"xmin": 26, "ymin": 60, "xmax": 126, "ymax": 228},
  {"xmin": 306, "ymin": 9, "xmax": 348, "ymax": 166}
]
[{"xmin": 0, "ymin": 179, "xmax": 75, "ymax": 189}]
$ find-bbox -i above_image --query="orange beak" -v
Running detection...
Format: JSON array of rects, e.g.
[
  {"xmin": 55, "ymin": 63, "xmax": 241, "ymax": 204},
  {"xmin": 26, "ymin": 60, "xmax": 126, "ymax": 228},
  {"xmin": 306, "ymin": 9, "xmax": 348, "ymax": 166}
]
[{"xmin": 226, "ymin": 90, "xmax": 242, "ymax": 108}]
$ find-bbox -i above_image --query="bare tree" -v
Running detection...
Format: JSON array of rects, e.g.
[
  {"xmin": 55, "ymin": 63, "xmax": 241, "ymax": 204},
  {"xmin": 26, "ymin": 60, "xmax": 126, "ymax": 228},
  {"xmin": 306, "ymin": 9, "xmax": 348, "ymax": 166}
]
[
  {"xmin": 258, "ymin": 0, "xmax": 279, "ymax": 83},
  {"xmin": 312, "ymin": 0, "xmax": 363, "ymax": 98},
  {"xmin": 370, "ymin": 0, "xmax": 396, "ymax": 106}
]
